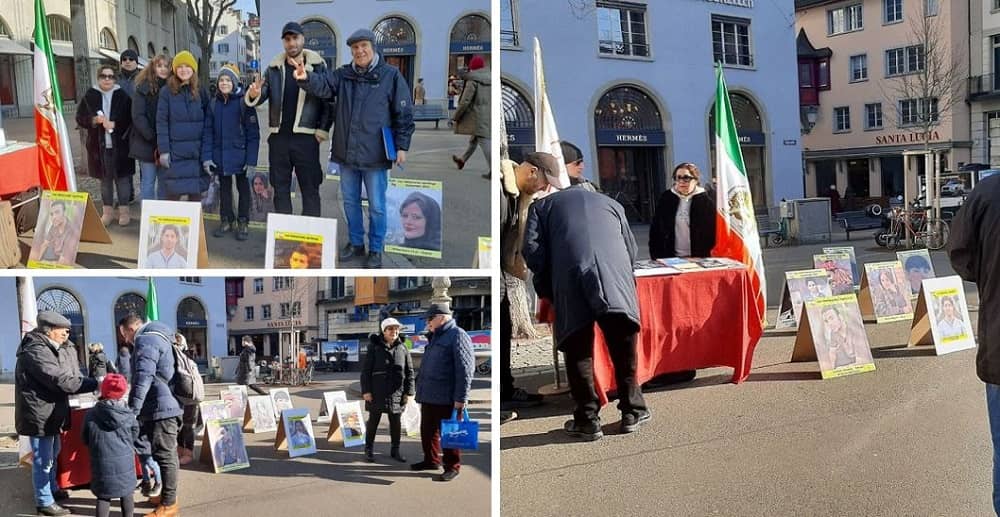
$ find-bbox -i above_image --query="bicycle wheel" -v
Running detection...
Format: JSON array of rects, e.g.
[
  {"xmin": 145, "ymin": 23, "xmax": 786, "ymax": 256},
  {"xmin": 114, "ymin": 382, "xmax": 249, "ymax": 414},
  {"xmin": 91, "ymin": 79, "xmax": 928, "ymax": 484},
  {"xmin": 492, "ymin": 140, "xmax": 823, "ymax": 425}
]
[{"xmin": 923, "ymin": 218, "xmax": 950, "ymax": 250}]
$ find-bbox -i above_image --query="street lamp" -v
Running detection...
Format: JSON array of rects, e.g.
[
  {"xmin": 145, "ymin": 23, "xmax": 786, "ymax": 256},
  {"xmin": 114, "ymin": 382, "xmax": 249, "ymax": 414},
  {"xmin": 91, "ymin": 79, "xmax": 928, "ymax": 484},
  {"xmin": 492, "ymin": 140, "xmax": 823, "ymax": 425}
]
[{"xmin": 801, "ymin": 105, "xmax": 819, "ymax": 134}]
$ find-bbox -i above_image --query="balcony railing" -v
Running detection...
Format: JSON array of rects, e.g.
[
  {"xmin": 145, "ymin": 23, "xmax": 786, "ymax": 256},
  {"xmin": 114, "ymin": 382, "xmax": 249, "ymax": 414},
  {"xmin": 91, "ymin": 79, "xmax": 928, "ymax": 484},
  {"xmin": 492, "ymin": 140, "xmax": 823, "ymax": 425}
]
[{"xmin": 969, "ymin": 74, "xmax": 999, "ymax": 98}]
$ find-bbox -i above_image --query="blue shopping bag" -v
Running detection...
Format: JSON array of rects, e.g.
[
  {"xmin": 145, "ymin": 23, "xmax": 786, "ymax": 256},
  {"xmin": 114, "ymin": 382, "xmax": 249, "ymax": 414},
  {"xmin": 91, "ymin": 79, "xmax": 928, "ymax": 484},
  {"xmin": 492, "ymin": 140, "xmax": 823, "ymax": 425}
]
[{"xmin": 440, "ymin": 408, "xmax": 478, "ymax": 450}]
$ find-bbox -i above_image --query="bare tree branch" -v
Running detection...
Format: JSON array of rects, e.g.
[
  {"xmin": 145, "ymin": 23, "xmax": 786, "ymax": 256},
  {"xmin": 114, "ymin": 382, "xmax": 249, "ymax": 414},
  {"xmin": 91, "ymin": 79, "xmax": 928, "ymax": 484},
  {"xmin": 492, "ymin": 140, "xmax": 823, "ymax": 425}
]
[
  {"xmin": 567, "ymin": 0, "xmax": 596, "ymax": 19},
  {"xmin": 185, "ymin": 0, "xmax": 238, "ymax": 84}
]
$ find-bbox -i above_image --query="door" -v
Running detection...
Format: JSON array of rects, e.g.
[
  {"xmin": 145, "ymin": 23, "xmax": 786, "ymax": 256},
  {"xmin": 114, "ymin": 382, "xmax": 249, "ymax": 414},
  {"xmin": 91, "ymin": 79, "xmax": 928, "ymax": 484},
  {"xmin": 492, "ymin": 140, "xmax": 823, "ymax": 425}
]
[
  {"xmin": 385, "ymin": 56, "xmax": 413, "ymax": 90},
  {"xmin": 597, "ymin": 146, "xmax": 664, "ymax": 223}
]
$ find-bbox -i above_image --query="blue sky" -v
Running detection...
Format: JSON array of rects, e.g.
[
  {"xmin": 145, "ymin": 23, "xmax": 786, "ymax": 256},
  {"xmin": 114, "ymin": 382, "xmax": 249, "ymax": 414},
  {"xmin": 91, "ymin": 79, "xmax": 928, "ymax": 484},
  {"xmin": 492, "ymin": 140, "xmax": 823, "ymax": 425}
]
[{"xmin": 234, "ymin": 0, "xmax": 257, "ymax": 15}]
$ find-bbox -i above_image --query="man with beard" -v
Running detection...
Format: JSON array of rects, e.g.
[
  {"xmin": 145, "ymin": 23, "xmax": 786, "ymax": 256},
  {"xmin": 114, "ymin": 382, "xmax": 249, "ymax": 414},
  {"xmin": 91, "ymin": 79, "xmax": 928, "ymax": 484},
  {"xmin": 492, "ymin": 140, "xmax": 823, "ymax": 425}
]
[{"xmin": 29, "ymin": 201, "xmax": 81, "ymax": 265}]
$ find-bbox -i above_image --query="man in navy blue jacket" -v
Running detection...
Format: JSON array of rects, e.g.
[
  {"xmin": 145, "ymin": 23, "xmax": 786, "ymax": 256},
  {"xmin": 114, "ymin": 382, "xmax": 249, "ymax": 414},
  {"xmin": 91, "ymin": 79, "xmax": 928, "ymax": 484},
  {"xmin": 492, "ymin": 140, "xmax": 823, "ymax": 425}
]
[
  {"xmin": 294, "ymin": 28, "xmax": 415, "ymax": 269},
  {"xmin": 411, "ymin": 304, "xmax": 474, "ymax": 482}
]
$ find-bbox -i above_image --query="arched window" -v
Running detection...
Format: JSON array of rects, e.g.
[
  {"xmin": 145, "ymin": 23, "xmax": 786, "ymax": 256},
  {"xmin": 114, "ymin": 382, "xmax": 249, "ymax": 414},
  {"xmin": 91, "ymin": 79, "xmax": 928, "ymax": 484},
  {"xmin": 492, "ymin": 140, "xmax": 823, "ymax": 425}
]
[
  {"xmin": 177, "ymin": 297, "xmax": 208, "ymax": 360},
  {"xmin": 36, "ymin": 288, "xmax": 86, "ymax": 368},
  {"xmin": 0, "ymin": 16, "xmax": 12, "ymax": 38},
  {"xmin": 594, "ymin": 85, "xmax": 662, "ymax": 131},
  {"xmin": 373, "ymin": 17, "xmax": 416, "ymax": 48},
  {"xmin": 113, "ymin": 293, "xmax": 146, "ymax": 325},
  {"xmin": 501, "ymin": 80, "xmax": 533, "ymax": 162},
  {"xmin": 147, "ymin": 42, "xmax": 156, "ymax": 58},
  {"xmin": 708, "ymin": 93, "xmax": 763, "ymax": 136},
  {"xmin": 46, "ymin": 15, "xmax": 71, "ymax": 42},
  {"xmin": 128, "ymin": 36, "xmax": 140, "ymax": 53},
  {"xmin": 449, "ymin": 14, "xmax": 490, "ymax": 46},
  {"xmin": 99, "ymin": 28, "xmax": 117, "ymax": 50},
  {"xmin": 709, "ymin": 92, "xmax": 767, "ymax": 210},
  {"xmin": 300, "ymin": 19, "xmax": 336, "ymax": 70}
]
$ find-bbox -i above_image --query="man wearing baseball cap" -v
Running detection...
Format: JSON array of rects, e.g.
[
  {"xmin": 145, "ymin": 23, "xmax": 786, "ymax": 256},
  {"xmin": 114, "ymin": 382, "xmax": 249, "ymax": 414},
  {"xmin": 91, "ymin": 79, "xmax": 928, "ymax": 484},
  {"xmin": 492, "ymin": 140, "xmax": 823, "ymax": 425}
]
[
  {"xmin": 15, "ymin": 311, "xmax": 99, "ymax": 516},
  {"xmin": 411, "ymin": 304, "xmax": 474, "ymax": 481},
  {"xmin": 499, "ymin": 152, "xmax": 561, "ymax": 424},
  {"xmin": 245, "ymin": 21, "xmax": 334, "ymax": 218},
  {"xmin": 294, "ymin": 27, "xmax": 415, "ymax": 269}
]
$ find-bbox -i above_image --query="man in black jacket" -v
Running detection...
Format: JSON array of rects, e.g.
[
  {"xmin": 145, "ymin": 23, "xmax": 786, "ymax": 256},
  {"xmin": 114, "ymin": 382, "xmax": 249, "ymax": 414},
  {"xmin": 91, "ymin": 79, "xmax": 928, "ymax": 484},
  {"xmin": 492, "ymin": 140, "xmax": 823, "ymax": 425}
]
[
  {"xmin": 523, "ymin": 184, "xmax": 649, "ymax": 441},
  {"xmin": 245, "ymin": 22, "xmax": 334, "ymax": 218},
  {"xmin": 949, "ymin": 175, "xmax": 1000, "ymax": 513},
  {"xmin": 15, "ymin": 311, "xmax": 98, "ymax": 516}
]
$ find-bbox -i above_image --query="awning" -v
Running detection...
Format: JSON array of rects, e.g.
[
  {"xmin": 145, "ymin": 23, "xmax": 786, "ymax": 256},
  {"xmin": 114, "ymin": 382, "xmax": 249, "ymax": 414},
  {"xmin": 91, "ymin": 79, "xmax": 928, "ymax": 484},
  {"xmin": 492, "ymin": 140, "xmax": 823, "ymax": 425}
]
[
  {"xmin": 98, "ymin": 47, "xmax": 148, "ymax": 68},
  {"xmin": 49, "ymin": 41, "xmax": 104, "ymax": 60},
  {"xmin": 0, "ymin": 38, "xmax": 31, "ymax": 56}
]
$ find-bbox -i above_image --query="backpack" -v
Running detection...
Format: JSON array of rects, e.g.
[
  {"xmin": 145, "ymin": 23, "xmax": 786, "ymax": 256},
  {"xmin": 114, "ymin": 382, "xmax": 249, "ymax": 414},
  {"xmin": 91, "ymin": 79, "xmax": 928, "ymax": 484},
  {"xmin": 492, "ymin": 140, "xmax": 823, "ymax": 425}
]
[{"xmin": 169, "ymin": 345, "xmax": 205, "ymax": 405}]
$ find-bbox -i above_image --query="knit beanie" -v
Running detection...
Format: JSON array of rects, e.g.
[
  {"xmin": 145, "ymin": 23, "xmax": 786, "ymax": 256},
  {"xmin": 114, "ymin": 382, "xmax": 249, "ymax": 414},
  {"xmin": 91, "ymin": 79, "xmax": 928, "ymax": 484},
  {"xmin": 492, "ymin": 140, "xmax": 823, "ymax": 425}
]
[
  {"xmin": 172, "ymin": 51, "xmax": 198, "ymax": 74},
  {"xmin": 468, "ymin": 55, "xmax": 485, "ymax": 71},
  {"xmin": 217, "ymin": 64, "xmax": 240, "ymax": 87},
  {"xmin": 100, "ymin": 373, "xmax": 128, "ymax": 401}
]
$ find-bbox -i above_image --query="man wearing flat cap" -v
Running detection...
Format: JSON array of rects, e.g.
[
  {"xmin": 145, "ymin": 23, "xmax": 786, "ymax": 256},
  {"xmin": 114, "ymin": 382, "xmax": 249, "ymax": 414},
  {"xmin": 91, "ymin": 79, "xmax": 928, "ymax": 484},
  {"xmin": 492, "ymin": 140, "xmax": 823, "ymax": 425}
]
[
  {"xmin": 245, "ymin": 21, "xmax": 335, "ymax": 218},
  {"xmin": 16, "ymin": 311, "xmax": 98, "ymax": 516},
  {"xmin": 293, "ymin": 28, "xmax": 416, "ymax": 269},
  {"xmin": 411, "ymin": 304, "xmax": 474, "ymax": 482}
]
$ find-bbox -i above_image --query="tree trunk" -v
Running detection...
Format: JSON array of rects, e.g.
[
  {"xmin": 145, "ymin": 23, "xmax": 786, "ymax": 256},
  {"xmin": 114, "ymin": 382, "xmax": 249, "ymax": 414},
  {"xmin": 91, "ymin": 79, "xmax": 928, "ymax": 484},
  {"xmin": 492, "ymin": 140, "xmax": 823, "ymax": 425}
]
[{"xmin": 506, "ymin": 276, "xmax": 537, "ymax": 339}]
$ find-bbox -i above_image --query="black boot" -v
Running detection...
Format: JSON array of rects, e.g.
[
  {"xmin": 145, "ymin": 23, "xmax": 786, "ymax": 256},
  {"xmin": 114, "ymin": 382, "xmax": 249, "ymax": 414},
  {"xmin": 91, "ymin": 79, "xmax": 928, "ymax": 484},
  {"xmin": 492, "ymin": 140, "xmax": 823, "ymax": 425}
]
[
  {"xmin": 365, "ymin": 446, "xmax": 374, "ymax": 462},
  {"xmin": 213, "ymin": 220, "xmax": 233, "ymax": 238},
  {"xmin": 390, "ymin": 446, "xmax": 406, "ymax": 463},
  {"xmin": 235, "ymin": 220, "xmax": 249, "ymax": 241}
]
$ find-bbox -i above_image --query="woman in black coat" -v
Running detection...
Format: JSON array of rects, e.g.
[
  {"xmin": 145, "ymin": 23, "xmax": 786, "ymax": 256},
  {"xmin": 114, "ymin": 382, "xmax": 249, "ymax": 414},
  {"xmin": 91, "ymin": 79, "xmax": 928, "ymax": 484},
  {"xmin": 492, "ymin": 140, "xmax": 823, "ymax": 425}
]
[
  {"xmin": 76, "ymin": 63, "xmax": 135, "ymax": 227},
  {"xmin": 360, "ymin": 318, "xmax": 414, "ymax": 463},
  {"xmin": 130, "ymin": 54, "xmax": 172, "ymax": 201},
  {"xmin": 649, "ymin": 162, "xmax": 717, "ymax": 259}
]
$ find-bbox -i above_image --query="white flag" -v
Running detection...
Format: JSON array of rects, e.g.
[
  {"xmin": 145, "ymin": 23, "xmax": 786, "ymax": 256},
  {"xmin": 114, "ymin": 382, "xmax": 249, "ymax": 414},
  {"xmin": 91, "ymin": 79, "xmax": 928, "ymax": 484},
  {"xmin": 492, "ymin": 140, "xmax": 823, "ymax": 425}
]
[
  {"xmin": 533, "ymin": 37, "xmax": 570, "ymax": 191},
  {"xmin": 17, "ymin": 277, "xmax": 38, "ymax": 466}
]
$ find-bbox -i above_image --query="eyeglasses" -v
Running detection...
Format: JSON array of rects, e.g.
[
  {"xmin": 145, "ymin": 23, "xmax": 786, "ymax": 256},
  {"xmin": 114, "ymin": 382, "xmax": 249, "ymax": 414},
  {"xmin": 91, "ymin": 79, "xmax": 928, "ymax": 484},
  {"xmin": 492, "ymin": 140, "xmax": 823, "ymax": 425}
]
[
  {"xmin": 121, "ymin": 58, "xmax": 135, "ymax": 62},
  {"xmin": 675, "ymin": 175, "xmax": 696, "ymax": 182},
  {"xmin": 99, "ymin": 74, "xmax": 116, "ymax": 80}
]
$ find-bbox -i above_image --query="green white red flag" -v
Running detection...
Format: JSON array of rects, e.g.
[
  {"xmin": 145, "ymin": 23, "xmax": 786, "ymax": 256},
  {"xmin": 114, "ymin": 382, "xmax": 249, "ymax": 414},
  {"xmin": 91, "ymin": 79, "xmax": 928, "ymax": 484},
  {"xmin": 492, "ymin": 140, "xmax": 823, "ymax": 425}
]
[
  {"xmin": 711, "ymin": 63, "xmax": 766, "ymax": 324},
  {"xmin": 33, "ymin": 0, "xmax": 77, "ymax": 191}
]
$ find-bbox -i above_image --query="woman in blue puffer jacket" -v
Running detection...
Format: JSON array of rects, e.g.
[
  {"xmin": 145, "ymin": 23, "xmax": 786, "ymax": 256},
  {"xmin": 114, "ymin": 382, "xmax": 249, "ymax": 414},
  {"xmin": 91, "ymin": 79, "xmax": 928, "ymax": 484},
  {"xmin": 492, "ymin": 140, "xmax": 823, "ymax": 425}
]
[
  {"xmin": 202, "ymin": 64, "xmax": 260, "ymax": 241},
  {"xmin": 156, "ymin": 51, "xmax": 209, "ymax": 201}
]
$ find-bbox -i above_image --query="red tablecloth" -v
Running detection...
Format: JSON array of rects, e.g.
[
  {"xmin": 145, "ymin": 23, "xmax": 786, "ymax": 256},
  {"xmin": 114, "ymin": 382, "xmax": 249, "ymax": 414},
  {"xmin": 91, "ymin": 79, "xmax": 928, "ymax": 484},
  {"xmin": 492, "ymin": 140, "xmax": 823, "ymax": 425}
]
[
  {"xmin": 0, "ymin": 143, "xmax": 39, "ymax": 196},
  {"xmin": 593, "ymin": 268, "xmax": 764, "ymax": 406},
  {"xmin": 58, "ymin": 408, "xmax": 142, "ymax": 490}
]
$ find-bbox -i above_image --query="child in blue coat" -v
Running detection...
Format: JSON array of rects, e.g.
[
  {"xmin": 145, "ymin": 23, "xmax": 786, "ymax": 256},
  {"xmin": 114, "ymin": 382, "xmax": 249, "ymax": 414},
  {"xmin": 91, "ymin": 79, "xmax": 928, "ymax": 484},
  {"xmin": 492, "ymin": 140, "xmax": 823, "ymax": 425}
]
[
  {"xmin": 202, "ymin": 64, "xmax": 261, "ymax": 241},
  {"xmin": 81, "ymin": 373, "xmax": 139, "ymax": 517}
]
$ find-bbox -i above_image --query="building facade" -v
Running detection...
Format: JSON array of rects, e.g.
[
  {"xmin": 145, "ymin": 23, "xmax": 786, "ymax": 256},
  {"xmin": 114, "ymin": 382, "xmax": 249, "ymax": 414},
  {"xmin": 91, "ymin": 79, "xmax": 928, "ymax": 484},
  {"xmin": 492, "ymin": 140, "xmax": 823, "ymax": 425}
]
[
  {"xmin": 208, "ymin": 7, "xmax": 250, "ymax": 78},
  {"xmin": 969, "ymin": 0, "xmax": 1000, "ymax": 171},
  {"xmin": 0, "ymin": 0, "xmax": 201, "ymax": 117},
  {"xmin": 225, "ymin": 276, "xmax": 320, "ymax": 360},
  {"xmin": 795, "ymin": 0, "xmax": 972, "ymax": 203},
  {"xmin": 258, "ymin": 0, "xmax": 490, "ymax": 104},
  {"xmin": 0, "ymin": 276, "xmax": 227, "ymax": 377},
  {"xmin": 501, "ymin": 0, "xmax": 803, "ymax": 220}
]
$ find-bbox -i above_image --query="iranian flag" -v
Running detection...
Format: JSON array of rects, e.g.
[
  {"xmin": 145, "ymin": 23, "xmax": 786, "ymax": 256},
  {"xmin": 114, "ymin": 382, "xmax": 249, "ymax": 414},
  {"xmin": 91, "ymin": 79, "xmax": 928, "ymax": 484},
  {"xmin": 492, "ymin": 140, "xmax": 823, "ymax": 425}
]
[
  {"xmin": 532, "ymin": 37, "xmax": 570, "ymax": 191},
  {"xmin": 712, "ymin": 63, "xmax": 766, "ymax": 325},
  {"xmin": 146, "ymin": 277, "xmax": 159, "ymax": 321},
  {"xmin": 33, "ymin": 0, "xmax": 77, "ymax": 191}
]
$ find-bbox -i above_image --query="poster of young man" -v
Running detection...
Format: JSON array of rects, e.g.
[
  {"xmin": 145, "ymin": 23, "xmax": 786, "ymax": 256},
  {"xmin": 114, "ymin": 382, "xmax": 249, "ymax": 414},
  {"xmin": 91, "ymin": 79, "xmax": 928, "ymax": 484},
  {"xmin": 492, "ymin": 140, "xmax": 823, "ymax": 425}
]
[
  {"xmin": 385, "ymin": 178, "xmax": 443, "ymax": 259},
  {"xmin": 922, "ymin": 276, "xmax": 976, "ymax": 355},
  {"xmin": 864, "ymin": 261, "xmax": 913, "ymax": 323},
  {"xmin": 137, "ymin": 200, "xmax": 203, "ymax": 268},
  {"xmin": 207, "ymin": 418, "xmax": 251, "ymax": 473},
  {"xmin": 269, "ymin": 388, "xmax": 295, "ymax": 419},
  {"xmin": 264, "ymin": 213, "xmax": 336, "ymax": 268},
  {"xmin": 335, "ymin": 401, "xmax": 366, "ymax": 448},
  {"xmin": 776, "ymin": 269, "xmax": 832, "ymax": 329},
  {"xmin": 803, "ymin": 295, "xmax": 876, "ymax": 379},
  {"xmin": 823, "ymin": 246, "xmax": 860, "ymax": 286},
  {"xmin": 813, "ymin": 252, "xmax": 854, "ymax": 295},
  {"xmin": 28, "ymin": 191, "xmax": 88, "ymax": 268},
  {"xmin": 221, "ymin": 388, "xmax": 246, "ymax": 419},
  {"xmin": 247, "ymin": 395, "xmax": 278, "ymax": 433},
  {"xmin": 897, "ymin": 249, "xmax": 936, "ymax": 298}
]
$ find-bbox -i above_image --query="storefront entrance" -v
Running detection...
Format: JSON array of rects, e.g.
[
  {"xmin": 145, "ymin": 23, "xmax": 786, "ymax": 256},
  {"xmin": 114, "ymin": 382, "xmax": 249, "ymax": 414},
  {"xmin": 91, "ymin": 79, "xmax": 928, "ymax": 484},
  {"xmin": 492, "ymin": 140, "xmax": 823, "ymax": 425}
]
[
  {"xmin": 176, "ymin": 297, "xmax": 207, "ymax": 361},
  {"xmin": 448, "ymin": 14, "xmax": 490, "ymax": 84},
  {"xmin": 373, "ymin": 16, "xmax": 417, "ymax": 89},
  {"xmin": 301, "ymin": 19, "xmax": 337, "ymax": 70}
]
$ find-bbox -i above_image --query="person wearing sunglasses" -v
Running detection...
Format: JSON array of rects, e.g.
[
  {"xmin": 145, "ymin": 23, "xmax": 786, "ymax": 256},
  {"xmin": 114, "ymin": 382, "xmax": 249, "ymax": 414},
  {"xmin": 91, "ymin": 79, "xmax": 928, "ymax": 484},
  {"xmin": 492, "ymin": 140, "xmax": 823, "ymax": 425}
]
[
  {"xmin": 560, "ymin": 140, "xmax": 597, "ymax": 193},
  {"xmin": 118, "ymin": 49, "xmax": 140, "ymax": 98},
  {"xmin": 76, "ymin": 63, "xmax": 135, "ymax": 227},
  {"xmin": 649, "ymin": 162, "xmax": 717, "ymax": 259}
]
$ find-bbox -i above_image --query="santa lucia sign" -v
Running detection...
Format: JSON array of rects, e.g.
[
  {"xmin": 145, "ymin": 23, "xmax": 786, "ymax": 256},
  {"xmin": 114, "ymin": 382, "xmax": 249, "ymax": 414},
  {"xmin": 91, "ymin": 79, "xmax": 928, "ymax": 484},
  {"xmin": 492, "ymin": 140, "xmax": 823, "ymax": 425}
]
[{"xmin": 875, "ymin": 131, "xmax": 941, "ymax": 145}]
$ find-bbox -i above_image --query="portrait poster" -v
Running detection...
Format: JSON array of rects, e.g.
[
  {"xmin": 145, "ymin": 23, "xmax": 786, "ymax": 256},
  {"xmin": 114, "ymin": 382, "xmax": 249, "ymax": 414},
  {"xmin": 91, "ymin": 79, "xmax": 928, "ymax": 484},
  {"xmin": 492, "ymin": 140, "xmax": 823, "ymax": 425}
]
[
  {"xmin": 823, "ymin": 246, "xmax": 860, "ymax": 287},
  {"xmin": 327, "ymin": 401, "xmax": 366, "ymax": 448},
  {"xmin": 264, "ymin": 213, "xmax": 336, "ymax": 269},
  {"xmin": 317, "ymin": 390, "xmax": 348, "ymax": 423},
  {"xmin": 200, "ymin": 400, "xmax": 229, "ymax": 422},
  {"xmin": 28, "ymin": 191, "xmax": 88, "ymax": 268},
  {"xmin": 269, "ymin": 387, "xmax": 294, "ymax": 419},
  {"xmin": 896, "ymin": 249, "xmax": 936, "ymax": 298},
  {"xmin": 202, "ymin": 418, "xmax": 250, "ymax": 473},
  {"xmin": 473, "ymin": 236, "xmax": 491, "ymax": 269},
  {"xmin": 812, "ymin": 252, "xmax": 854, "ymax": 295},
  {"xmin": 791, "ymin": 294, "xmax": 876, "ymax": 380},
  {"xmin": 321, "ymin": 340, "xmax": 359, "ymax": 362},
  {"xmin": 247, "ymin": 167, "xmax": 277, "ymax": 228},
  {"xmin": 221, "ymin": 388, "xmax": 246, "ymax": 420},
  {"xmin": 775, "ymin": 269, "xmax": 832, "ymax": 329},
  {"xmin": 229, "ymin": 384, "xmax": 249, "ymax": 400},
  {"xmin": 908, "ymin": 276, "xmax": 976, "ymax": 356},
  {"xmin": 137, "ymin": 200, "xmax": 206, "ymax": 268},
  {"xmin": 200, "ymin": 175, "xmax": 221, "ymax": 220},
  {"xmin": 245, "ymin": 395, "xmax": 278, "ymax": 433},
  {"xmin": 274, "ymin": 408, "xmax": 317, "ymax": 458},
  {"xmin": 861, "ymin": 261, "xmax": 913, "ymax": 323},
  {"xmin": 385, "ymin": 178, "xmax": 444, "ymax": 259}
]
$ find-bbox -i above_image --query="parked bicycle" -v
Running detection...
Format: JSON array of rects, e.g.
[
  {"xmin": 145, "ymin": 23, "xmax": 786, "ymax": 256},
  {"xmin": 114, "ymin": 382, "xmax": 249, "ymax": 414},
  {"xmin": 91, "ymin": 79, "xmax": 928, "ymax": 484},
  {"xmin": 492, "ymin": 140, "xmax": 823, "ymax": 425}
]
[{"xmin": 879, "ymin": 199, "xmax": 949, "ymax": 251}]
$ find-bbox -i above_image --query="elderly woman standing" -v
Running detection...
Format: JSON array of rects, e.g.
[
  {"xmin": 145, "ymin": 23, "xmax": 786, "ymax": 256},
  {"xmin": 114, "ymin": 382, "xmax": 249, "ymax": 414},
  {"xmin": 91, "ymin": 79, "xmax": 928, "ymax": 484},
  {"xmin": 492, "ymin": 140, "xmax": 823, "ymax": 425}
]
[
  {"xmin": 649, "ymin": 162, "xmax": 717, "ymax": 259},
  {"xmin": 360, "ymin": 317, "xmax": 414, "ymax": 463}
]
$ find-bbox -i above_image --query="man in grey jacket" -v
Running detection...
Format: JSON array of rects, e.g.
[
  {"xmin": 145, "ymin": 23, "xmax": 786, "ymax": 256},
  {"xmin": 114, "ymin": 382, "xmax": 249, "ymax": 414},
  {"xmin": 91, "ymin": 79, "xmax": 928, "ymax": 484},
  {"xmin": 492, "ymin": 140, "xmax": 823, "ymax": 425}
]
[
  {"xmin": 523, "ymin": 184, "xmax": 649, "ymax": 441},
  {"xmin": 16, "ymin": 311, "xmax": 98, "ymax": 516},
  {"xmin": 411, "ymin": 304, "xmax": 474, "ymax": 482}
]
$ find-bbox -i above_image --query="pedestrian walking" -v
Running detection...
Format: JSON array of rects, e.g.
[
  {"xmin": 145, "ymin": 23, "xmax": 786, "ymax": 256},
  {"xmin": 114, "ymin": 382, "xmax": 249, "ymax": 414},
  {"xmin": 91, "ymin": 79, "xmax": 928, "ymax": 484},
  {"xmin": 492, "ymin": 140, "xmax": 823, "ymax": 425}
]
[
  {"xmin": 236, "ymin": 336, "xmax": 267, "ymax": 396},
  {"xmin": 948, "ymin": 174, "xmax": 1000, "ymax": 514},
  {"xmin": 523, "ymin": 180, "xmax": 650, "ymax": 441},
  {"xmin": 156, "ymin": 51, "xmax": 209, "ymax": 202},
  {"xmin": 413, "ymin": 78, "xmax": 426, "ymax": 105},
  {"xmin": 361, "ymin": 317, "xmax": 414, "ymax": 463},
  {"xmin": 410, "ymin": 305, "xmax": 474, "ymax": 482},
  {"xmin": 15, "ymin": 311, "xmax": 99, "ymax": 516},
  {"xmin": 244, "ymin": 22, "xmax": 333, "ymax": 217},
  {"xmin": 81, "ymin": 373, "xmax": 139, "ymax": 517},
  {"xmin": 451, "ymin": 55, "xmax": 490, "ymax": 172},
  {"xmin": 76, "ymin": 63, "xmax": 135, "ymax": 227},
  {"xmin": 203, "ymin": 64, "xmax": 260, "ymax": 241},
  {"xmin": 131, "ymin": 54, "xmax": 172, "ymax": 202},
  {"xmin": 295, "ymin": 27, "xmax": 415, "ymax": 269},
  {"xmin": 87, "ymin": 342, "xmax": 116, "ymax": 381}
]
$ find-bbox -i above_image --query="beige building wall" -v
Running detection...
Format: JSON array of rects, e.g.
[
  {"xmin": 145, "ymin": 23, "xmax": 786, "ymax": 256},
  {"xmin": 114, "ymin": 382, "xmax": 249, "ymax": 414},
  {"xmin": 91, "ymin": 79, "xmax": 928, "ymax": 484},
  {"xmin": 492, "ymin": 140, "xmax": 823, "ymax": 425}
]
[
  {"xmin": 970, "ymin": 0, "xmax": 1000, "ymax": 165},
  {"xmin": 228, "ymin": 277, "xmax": 320, "ymax": 348}
]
